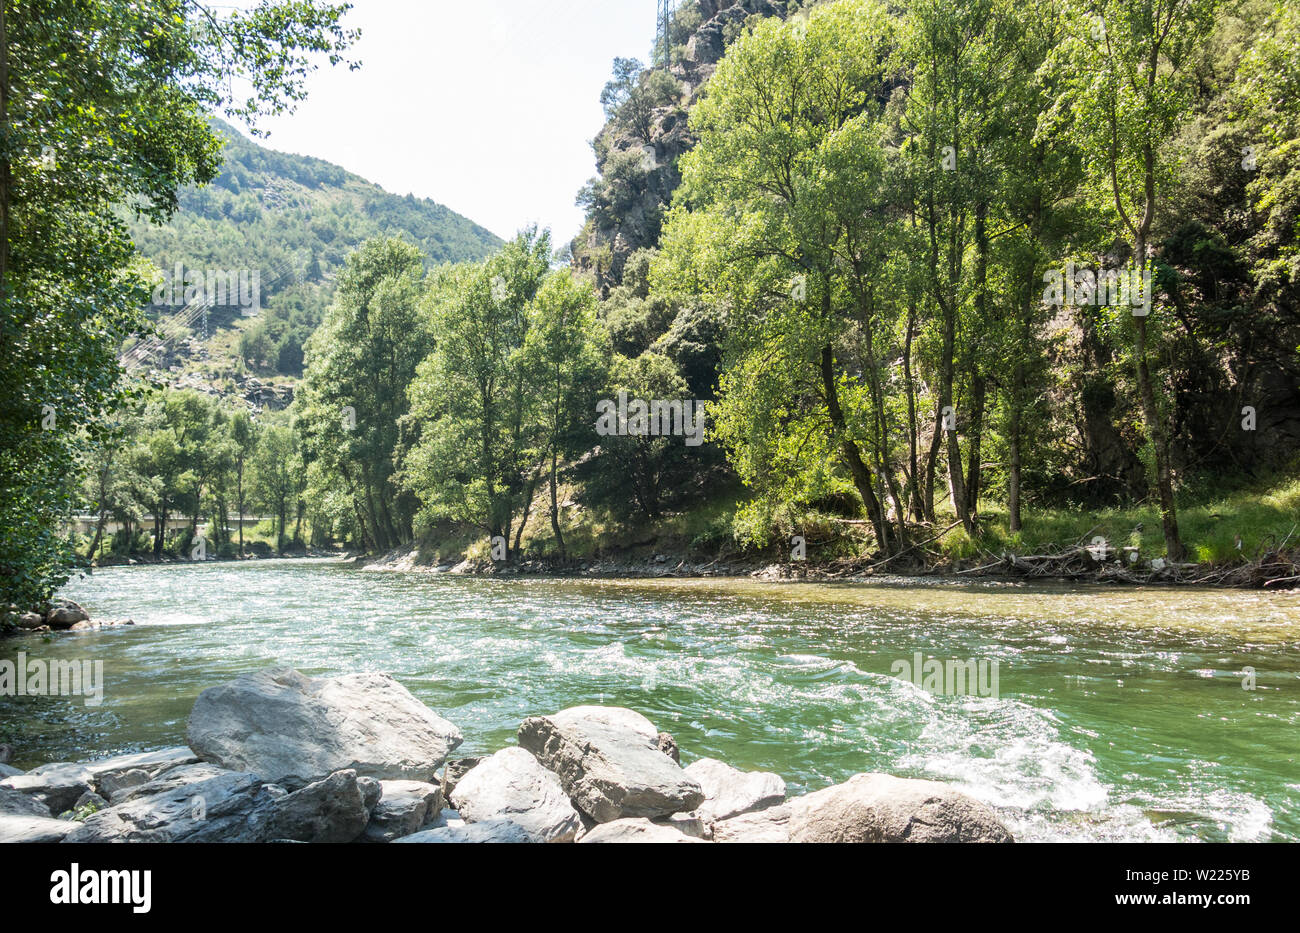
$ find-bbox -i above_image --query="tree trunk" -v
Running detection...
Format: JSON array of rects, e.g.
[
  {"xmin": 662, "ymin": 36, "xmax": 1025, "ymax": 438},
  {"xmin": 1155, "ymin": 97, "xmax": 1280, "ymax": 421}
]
[
  {"xmin": 821, "ymin": 344, "xmax": 892, "ymax": 554},
  {"xmin": 549, "ymin": 448, "xmax": 565, "ymax": 560}
]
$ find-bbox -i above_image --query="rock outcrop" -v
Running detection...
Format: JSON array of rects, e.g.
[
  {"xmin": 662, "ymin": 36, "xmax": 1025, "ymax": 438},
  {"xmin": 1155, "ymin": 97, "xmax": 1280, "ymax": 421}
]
[
  {"xmin": 186, "ymin": 667, "xmax": 462, "ymax": 784},
  {"xmin": 712, "ymin": 773, "xmax": 1013, "ymax": 844},
  {"xmin": 517, "ymin": 706, "xmax": 703, "ymax": 823},
  {"xmin": 684, "ymin": 757, "xmax": 786, "ymax": 823},
  {"xmin": 448, "ymin": 747, "xmax": 582, "ymax": 843}
]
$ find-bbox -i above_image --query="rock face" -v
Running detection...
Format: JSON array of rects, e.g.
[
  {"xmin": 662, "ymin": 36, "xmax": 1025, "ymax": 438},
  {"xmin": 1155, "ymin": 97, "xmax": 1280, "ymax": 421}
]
[
  {"xmin": 0, "ymin": 765, "xmax": 94, "ymax": 813},
  {"xmin": 449, "ymin": 747, "xmax": 582, "ymax": 843},
  {"xmin": 186, "ymin": 668, "xmax": 462, "ymax": 784},
  {"xmin": 0, "ymin": 785, "xmax": 52, "ymax": 818},
  {"xmin": 0, "ymin": 813, "xmax": 78, "ymax": 843},
  {"xmin": 712, "ymin": 773, "xmax": 1013, "ymax": 844},
  {"xmin": 363, "ymin": 780, "xmax": 443, "ymax": 843},
  {"xmin": 64, "ymin": 770, "xmax": 278, "ymax": 843},
  {"xmin": 265, "ymin": 769, "xmax": 372, "ymax": 843},
  {"xmin": 578, "ymin": 817, "xmax": 707, "ymax": 844},
  {"xmin": 517, "ymin": 706, "xmax": 703, "ymax": 823},
  {"xmin": 684, "ymin": 757, "xmax": 786, "ymax": 823},
  {"xmin": 393, "ymin": 819, "xmax": 533, "ymax": 844}
]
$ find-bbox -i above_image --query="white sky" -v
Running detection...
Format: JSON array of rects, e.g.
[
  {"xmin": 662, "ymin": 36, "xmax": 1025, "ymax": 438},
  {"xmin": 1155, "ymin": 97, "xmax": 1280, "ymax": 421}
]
[{"xmin": 233, "ymin": 0, "xmax": 659, "ymax": 244}]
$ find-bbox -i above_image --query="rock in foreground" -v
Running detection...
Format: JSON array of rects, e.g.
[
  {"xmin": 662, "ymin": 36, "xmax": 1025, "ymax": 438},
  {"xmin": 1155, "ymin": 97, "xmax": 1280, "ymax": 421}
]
[
  {"xmin": 578, "ymin": 817, "xmax": 707, "ymax": 843},
  {"xmin": 517, "ymin": 706, "xmax": 703, "ymax": 823},
  {"xmin": 684, "ymin": 757, "xmax": 785, "ymax": 823},
  {"xmin": 449, "ymin": 747, "xmax": 581, "ymax": 843},
  {"xmin": 186, "ymin": 668, "xmax": 462, "ymax": 784},
  {"xmin": 712, "ymin": 773, "xmax": 1013, "ymax": 844}
]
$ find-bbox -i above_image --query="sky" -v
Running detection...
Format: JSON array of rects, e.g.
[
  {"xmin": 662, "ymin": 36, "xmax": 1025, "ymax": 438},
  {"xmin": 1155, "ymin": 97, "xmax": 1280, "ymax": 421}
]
[{"xmin": 233, "ymin": 0, "xmax": 660, "ymax": 244}]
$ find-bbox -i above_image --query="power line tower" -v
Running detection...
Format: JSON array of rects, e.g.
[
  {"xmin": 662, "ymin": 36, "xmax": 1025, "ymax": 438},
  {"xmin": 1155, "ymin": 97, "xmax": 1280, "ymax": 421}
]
[{"xmin": 656, "ymin": 0, "xmax": 674, "ymax": 67}]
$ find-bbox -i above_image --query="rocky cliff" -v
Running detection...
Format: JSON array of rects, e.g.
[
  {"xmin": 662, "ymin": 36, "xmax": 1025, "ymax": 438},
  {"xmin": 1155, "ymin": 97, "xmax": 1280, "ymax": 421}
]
[{"xmin": 571, "ymin": 0, "xmax": 798, "ymax": 293}]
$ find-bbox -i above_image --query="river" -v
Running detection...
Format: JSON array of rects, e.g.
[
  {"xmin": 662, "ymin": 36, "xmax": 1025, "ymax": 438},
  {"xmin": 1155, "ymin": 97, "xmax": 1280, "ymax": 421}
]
[{"xmin": 3, "ymin": 559, "xmax": 1297, "ymax": 842}]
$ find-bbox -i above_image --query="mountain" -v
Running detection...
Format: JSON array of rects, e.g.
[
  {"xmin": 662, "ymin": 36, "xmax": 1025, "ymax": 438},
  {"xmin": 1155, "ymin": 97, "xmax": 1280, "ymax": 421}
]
[{"xmin": 126, "ymin": 119, "xmax": 502, "ymax": 385}]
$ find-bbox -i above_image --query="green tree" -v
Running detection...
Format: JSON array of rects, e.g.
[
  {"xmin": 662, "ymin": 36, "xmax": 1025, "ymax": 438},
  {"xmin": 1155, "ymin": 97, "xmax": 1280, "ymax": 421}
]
[{"xmin": 0, "ymin": 0, "xmax": 357, "ymax": 612}]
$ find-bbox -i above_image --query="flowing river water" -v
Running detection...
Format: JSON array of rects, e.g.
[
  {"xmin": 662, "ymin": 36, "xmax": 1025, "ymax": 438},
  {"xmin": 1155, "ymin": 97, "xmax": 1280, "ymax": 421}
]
[{"xmin": 3, "ymin": 559, "xmax": 1297, "ymax": 842}]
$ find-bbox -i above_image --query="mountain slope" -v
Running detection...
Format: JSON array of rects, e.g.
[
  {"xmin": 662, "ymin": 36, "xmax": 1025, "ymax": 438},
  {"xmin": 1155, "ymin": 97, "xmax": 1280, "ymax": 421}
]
[{"xmin": 126, "ymin": 119, "xmax": 502, "ymax": 383}]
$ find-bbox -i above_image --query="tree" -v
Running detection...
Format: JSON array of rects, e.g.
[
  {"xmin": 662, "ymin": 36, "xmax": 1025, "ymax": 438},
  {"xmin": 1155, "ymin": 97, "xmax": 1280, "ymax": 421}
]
[
  {"xmin": 520, "ymin": 270, "xmax": 609, "ymax": 558},
  {"xmin": 657, "ymin": 0, "xmax": 906, "ymax": 552},
  {"xmin": 298, "ymin": 237, "xmax": 431, "ymax": 552},
  {"xmin": 230, "ymin": 410, "xmax": 258, "ymax": 558},
  {"xmin": 0, "ymin": 0, "xmax": 358, "ymax": 612},
  {"xmin": 252, "ymin": 423, "xmax": 302, "ymax": 554},
  {"xmin": 402, "ymin": 229, "xmax": 551, "ymax": 559},
  {"xmin": 1046, "ymin": 0, "xmax": 1222, "ymax": 560}
]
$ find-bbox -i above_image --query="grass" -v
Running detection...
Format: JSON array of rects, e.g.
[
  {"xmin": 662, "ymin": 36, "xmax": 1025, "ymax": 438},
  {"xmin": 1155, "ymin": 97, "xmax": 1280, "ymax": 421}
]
[{"xmin": 937, "ymin": 474, "xmax": 1300, "ymax": 564}]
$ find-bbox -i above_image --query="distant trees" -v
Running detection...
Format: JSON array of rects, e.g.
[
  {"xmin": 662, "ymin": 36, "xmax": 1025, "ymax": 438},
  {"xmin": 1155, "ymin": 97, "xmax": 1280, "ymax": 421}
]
[
  {"xmin": 0, "ymin": 0, "xmax": 358, "ymax": 611},
  {"xmin": 297, "ymin": 238, "xmax": 433, "ymax": 553}
]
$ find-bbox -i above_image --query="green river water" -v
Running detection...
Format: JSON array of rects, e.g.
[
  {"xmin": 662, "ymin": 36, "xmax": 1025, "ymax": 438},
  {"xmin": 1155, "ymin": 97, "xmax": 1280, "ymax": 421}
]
[{"xmin": 2, "ymin": 559, "xmax": 1297, "ymax": 842}]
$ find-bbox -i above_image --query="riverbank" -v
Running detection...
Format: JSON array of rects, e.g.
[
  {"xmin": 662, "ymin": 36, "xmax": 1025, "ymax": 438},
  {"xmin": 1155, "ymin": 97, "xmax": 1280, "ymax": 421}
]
[
  {"xmin": 0, "ymin": 666, "xmax": 1013, "ymax": 843},
  {"xmin": 358, "ymin": 539, "xmax": 1300, "ymax": 588}
]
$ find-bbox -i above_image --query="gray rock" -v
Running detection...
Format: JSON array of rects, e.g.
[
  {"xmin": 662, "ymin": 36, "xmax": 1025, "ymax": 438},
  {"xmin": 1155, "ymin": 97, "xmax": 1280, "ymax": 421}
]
[
  {"xmin": 517, "ymin": 706, "xmax": 703, "ymax": 822},
  {"xmin": 64, "ymin": 770, "xmax": 277, "ymax": 843},
  {"xmin": 655, "ymin": 811, "xmax": 710, "ymax": 839},
  {"xmin": 656, "ymin": 732, "xmax": 680, "ymax": 764},
  {"xmin": 100, "ymin": 769, "xmax": 152, "ymax": 803},
  {"xmin": 0, "ymin": 765, "xmax": 93, "ymax": 813},
  {"xmin": 710, "ymin": 801, "xmax": 793, "ymax": 843},
  {"xmin": 186, "ymin": 667, "xmax": 462, "ymax": 784},
  {"xmin": 684, "ymin": 757, "xmax": 786, "ymax": 822},
  {"xmin": 59, "ymin": 746, "xmax": 200, "ymax": 785},
  {"xmin": 0, "ymin": 785, "xmax": 51, "ymax": 818},
  {"xmin": 578, "ymin": 817, "xmax": 708, "ymax": 843},
  {"xmin": 358, "ymin": 776, "xmax": 382, "ymax": 812},
  {"xmin": 0, "ymin": 763, "xmax": 20, "ymax": 779},
  {"xmin": 265, "ymin": 769, "xmax": 371, "ymax": 843},
  {"xmin": 439, "ymin": 756, "xmax": 482, "ymax": 800},
  {"xmin": 712, "ymin": 773, "xmax": 1013, "ymax": 843},
  {"xmin": 113, "ymin": 763, "xmax": 230, "ymax": 804},
  {"xmin": 0, "ymin": 813, "xmax": 78, "ymax": 843},
  {"xmin": 393, "ymin": 819, "xmax": 533, "ymax": 843},
  {"xmin": 362, "ymin": 780, "xmax": 443, "ymax": 843},
  {"xmin": 45, "ymin": 600, "xmax": 89, "ymax": 628},
  {"xmin": 16, "ymin": 612, "xmax": 44, "ymax": 630},
  {"xmin": 449, "ymin": 747, "xmax": 582, "ymax": 843}
]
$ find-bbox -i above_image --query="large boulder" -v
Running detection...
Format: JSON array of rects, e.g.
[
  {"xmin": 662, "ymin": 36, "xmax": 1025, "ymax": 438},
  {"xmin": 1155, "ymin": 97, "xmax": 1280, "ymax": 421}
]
[
  {"xmin": 0, "ymin": 785, "xmax": 52, "ymax": 818},
  {"xmin": 684, "ymin": 757, "xmax": 785, "ymax": 823},
  {"xmin": 67, "ymin": 746, "xmax": 199, "ymax": 784},
  {"xmin": 362, "ymin": 780, "xmax": 443, "ymax": 843},
  {"xmin": 0, "ymin": 813, "xmax": 78, "ymax": 843},
  {"xmin": 186, "ymin": 668, "xmax": 462, "ymax": 784},
  {"xmin": 265, "ymin": 769, "xmax": 373, "ymax": 843},
  {"xmin": 45, "ymin": 599, "xmax": 89, "ymax": 629},
  {"xmin": 712, "ymin": 773, "xmax": 1013, "ymax": 843},
  {"xmin": 517, "ymin": 706, "xmax": 703, "ymax": 823},
  {"xmin": 449, "ymin": 747, "xmax": 582, "ymax": 843},
  {"xmin": 394, "ymin": 819, "xmax": 533, "ymax": 844},
  {"xmin": 64, "ymin": 770, "xmax": 279, "ymax": 843},
  {"xmin": 0, "ymin": 764, "xmax": 93, "ymax": 813},
  {"xmin": 578, "ymin": 817, "xmax": 708, "ymax": 844}
]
